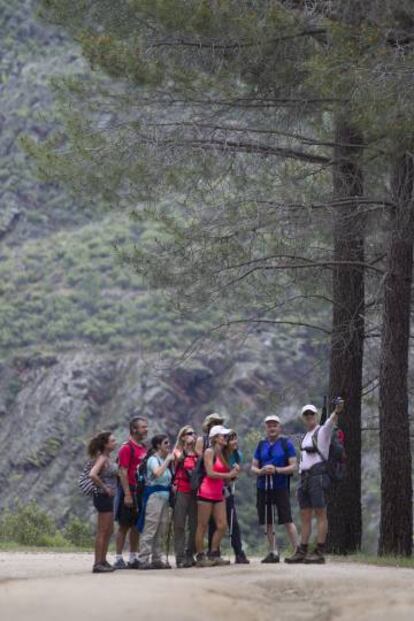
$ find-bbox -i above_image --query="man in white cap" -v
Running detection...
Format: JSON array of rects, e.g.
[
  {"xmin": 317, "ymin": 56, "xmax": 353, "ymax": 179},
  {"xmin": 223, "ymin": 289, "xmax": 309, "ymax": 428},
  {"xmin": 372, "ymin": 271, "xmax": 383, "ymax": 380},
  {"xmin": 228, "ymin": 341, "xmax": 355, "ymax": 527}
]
[
  {"xmin": 285, "ymin": 398, "xmax": 344, "ymax": 564},
  {"xmin": 251, "ymin": 415, "xmax": 298, "ymax": 563}
]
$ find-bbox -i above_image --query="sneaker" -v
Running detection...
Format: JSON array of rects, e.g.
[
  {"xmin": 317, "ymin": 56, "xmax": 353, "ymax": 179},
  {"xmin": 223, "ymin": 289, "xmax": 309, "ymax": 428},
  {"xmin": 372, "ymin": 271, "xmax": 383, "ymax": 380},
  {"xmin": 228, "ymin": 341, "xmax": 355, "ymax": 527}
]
[
  {"xmin": 235, "ymin": 552, "xmax": 250, "ymax": 564},
  {"xmin": 151, "ymin": 560, "xmax": 171, "ymax": 570},
  {"xmin": 195, "ymin": 553, "xmax": 215, "ymax": 568},
  {"xmin": 261, "ymin": 552, "xmax": 280, "ymax": 564},
  {"xmin": 208, "ymin": 552, "xmax": 230, "ymax": 566},
  {"xmin": 138, "ymin": 561, "xmax": 153, "ymax": 570},
  {"xmin": 113, "ymin": 558, "xmax": 128, "ymax": 570},
  {"xmin": 127, "ymin": 558, "xmax": 141, "ymax": 569},
  {"xmin": 304, "ymin": 546, "xmax": 325, "ymax": 564},
  {"xmin": 285, "ymin": 545, "xmax": 308, "ymax": 564},
  {"xmin": 103, "ymin": 561, "xmax": 114, "ymax": 569},
  {"xmin": 92, "ymin": 563, "xmax": 115, "ymax": 573}
]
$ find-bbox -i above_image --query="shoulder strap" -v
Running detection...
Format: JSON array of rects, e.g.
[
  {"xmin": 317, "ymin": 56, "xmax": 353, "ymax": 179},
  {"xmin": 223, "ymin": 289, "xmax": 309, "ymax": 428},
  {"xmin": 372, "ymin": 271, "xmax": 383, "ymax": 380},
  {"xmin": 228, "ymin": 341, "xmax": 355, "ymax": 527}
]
[
  {"xmin": 311, "ymin": 427, "xmax": 327, "ymax": 461},
  {"xmin": 280, "ymin": 436, "xmax": 291, "ymax": 464},
  {"xmin": 256, "ymin": 439, "xmax": 265, "ymax": 467}
]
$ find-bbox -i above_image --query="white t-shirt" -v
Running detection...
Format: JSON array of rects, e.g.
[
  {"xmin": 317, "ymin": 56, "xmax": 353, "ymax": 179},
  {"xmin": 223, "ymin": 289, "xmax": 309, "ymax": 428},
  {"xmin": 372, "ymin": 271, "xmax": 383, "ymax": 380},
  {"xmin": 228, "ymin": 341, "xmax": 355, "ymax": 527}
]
[{"xmin": 299, "ymin": 413, "xmax": 336, "ymax": 473}]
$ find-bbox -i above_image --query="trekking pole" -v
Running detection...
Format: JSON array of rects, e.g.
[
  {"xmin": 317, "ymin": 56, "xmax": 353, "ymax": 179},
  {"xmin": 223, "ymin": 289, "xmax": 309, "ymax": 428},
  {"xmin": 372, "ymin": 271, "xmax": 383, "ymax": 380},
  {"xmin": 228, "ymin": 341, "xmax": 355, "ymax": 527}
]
[
  {"xmin": 166, "ymin": 503, "xmax": 173, "ymax": 566},
  {"xmin": 269, "ymin": 475, "xmax": 277, "ymax": 554},
  {"xmin": 264, "ymin": 475, "xmax": 269, "ymax": 535},
  {"xmin": 229, "ymin": 482, "xmax": 235, "ymax": 539}
]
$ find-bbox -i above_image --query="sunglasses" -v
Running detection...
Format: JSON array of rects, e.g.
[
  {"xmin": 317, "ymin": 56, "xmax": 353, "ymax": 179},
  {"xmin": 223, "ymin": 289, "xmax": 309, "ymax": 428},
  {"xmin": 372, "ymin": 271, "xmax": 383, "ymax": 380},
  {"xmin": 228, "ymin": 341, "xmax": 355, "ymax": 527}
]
[
  {"xmin": 184, "ymin": 431, "xmax": 195, "ymax": 436},
  {"xmin": 162, "ymin": 440, "xmax": 170, "ymax": 445},
  {"xmin": 302, "ymin": 412, "xmax": 316, "ymax": 418}
]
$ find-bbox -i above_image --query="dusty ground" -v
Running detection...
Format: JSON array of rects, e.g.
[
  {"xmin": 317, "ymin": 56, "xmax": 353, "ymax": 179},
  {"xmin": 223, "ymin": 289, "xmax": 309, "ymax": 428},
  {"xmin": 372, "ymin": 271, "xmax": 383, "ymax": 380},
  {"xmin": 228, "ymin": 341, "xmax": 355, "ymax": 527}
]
[{"xmin": 0, "ymin": 552, "xmax": 413, "ymax": 621}]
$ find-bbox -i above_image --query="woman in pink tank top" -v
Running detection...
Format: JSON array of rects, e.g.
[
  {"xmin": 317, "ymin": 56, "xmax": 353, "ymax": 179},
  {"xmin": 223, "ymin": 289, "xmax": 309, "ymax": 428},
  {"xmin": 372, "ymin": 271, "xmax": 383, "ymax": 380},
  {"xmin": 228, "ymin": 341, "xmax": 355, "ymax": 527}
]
[{"xmin": 195, "ymin": 425, "xmax": 240, "ymax": 567}]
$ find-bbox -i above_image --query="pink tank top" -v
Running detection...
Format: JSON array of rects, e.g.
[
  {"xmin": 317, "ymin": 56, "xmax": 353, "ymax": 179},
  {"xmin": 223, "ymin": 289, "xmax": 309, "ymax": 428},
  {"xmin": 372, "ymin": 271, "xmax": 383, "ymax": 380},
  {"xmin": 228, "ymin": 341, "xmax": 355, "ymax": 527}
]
[{"xmin": 198, "ymin": 454, "xmax": 229, "ymax": 501}]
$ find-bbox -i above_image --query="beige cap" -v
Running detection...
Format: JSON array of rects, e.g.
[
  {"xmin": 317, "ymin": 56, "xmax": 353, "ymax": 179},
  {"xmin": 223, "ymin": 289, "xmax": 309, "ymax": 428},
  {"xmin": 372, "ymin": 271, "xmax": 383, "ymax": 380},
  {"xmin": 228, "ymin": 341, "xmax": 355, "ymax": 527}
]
[
  {"xmin": 301, "ymin": 404, "xmax": 318, "ymax": 416},
  {"xmin": 209, "ymin": 425, "xmax": 231, "ymax": 439},
  {"xmin": 264, "ymin": 415, "xmax": 281, "ymax": 424}
]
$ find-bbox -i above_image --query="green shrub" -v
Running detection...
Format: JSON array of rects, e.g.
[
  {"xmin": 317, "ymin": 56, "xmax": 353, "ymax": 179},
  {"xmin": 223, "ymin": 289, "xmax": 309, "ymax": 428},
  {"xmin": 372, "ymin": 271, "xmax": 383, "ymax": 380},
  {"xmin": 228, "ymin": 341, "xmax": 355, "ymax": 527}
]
[
  {"xmin": 0, "ymin": 502, "xmax": 59, "ymax": 546},
  {"xmin": 64, "ymin": 516, "xmax": 93, "ymax": 548}
]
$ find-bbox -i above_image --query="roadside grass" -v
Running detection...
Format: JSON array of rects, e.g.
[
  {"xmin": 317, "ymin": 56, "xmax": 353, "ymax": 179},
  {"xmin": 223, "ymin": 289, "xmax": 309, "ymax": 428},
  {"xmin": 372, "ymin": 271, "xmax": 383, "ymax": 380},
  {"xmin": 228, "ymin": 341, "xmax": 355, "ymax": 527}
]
[
  {"xmin": 337, "ymin": 553, "xmax": 414, "ymax": 569},
  {"xmin": 0, "ymin": 541, "xmax": 89, "ymax": 554}
]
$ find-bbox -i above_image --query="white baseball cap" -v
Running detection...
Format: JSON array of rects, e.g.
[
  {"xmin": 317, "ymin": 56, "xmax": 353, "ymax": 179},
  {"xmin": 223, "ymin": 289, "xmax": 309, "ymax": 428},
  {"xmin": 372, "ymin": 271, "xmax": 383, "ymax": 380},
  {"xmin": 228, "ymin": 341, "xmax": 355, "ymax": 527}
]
[
  {"xmin": 301, "ymin": 404, "xmax": 318, "ymax": 416},
  {"xmin": 264, "ymin": 415, "xmax": 281, "ymax": 424},
  {"xmin": 209, "ymin": 425, "xmax": 231, "ymax": 439}
]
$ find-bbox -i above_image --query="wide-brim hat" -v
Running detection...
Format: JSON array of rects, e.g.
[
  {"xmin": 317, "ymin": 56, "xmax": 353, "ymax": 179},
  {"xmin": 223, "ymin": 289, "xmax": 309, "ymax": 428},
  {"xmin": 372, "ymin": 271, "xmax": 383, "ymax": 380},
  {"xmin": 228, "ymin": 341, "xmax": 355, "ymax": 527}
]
[{"xmin": 202, "ymin": 412, "xmax": 225, "ymax": 432}]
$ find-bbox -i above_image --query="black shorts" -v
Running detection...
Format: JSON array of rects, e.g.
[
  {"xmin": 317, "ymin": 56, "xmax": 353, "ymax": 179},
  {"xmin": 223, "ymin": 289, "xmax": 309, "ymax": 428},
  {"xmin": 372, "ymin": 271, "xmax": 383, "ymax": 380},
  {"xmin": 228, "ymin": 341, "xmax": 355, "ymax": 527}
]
[
  {"xmin": 93, "ymin": 493, "xmax": 114, "ymax": 514},
  {"xmin": 256, "ymin": 488, "xmax": 292, "ymax": 525},
  {"xmin": 297, "ymin": 471, "xmax": 330, "ymax": 510},
  {"xmin": 114, "ymin": 485, "xmax": 140, "ymax": 527}
]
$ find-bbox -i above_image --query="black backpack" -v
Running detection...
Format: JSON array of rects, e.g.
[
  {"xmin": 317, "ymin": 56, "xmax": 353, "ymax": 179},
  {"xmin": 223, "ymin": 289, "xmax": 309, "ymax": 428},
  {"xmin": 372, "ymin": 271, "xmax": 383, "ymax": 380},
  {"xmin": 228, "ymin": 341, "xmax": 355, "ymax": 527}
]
[
  {"xmin": 256, "ymin": 436, "xmax": 294, "ymax": 491},
  {"xmin": 189, "ymin": 435, "xmax": 209, "ymax": 493},
  {"xmin": 310, "ymin": 427, "xmax": 346, "ymax": 483}
]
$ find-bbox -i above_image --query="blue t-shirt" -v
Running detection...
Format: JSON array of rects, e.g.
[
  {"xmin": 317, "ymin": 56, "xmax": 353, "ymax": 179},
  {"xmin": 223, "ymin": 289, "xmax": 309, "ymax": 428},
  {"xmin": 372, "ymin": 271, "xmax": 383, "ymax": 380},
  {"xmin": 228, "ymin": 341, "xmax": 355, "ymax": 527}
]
[{"xmin": 254, "ymin": 437, "xmax": 296, "ymax": 490}]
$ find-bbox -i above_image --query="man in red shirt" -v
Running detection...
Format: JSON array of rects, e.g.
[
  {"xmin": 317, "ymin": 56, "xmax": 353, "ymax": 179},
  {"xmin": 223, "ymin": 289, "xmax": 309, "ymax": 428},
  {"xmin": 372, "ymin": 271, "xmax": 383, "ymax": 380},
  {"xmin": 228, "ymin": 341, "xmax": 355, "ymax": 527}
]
[{"xmin": 114, "ymin": 416, "xmax": 148, "ymax": 569}]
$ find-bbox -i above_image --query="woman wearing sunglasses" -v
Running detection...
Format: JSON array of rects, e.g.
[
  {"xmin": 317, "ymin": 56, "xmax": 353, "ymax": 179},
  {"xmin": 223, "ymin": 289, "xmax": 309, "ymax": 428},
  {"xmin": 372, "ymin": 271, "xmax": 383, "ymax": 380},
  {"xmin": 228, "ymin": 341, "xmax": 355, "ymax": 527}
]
[
  {"xmin": 172, "ymin": 425, "xmax": 199, "ymax": 568},
  {"xmin": 195, "ymin": 425, "xmax": 240, "ymax": 567},
  {"xmin": 137, "ymin": 434, "xmax": 174, "ymax": 569}
]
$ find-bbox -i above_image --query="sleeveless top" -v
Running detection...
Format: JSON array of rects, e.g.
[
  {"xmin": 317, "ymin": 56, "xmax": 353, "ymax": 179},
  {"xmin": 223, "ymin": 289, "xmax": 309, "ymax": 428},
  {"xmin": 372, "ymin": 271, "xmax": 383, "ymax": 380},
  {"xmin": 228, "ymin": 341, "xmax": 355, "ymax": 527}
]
[
  {"xmin": 198, "ymin": 454, "xmax": 229, "ymax": 501},
  {"xmin": 175, "ymin": 452, "xmax": 198, "ymax": 494},
  {"xmin": 99, "ymin": 459, "xmax": 118, "ymax": 494}
]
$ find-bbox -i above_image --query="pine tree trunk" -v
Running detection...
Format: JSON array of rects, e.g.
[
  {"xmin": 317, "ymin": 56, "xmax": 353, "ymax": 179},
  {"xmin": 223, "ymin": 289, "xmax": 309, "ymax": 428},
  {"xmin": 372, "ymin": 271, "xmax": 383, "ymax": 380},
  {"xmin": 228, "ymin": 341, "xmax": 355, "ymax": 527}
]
[
  {"xmin": 327, "ymin": 121, "xmax": 364, "ymax": 553},
  {"xmin": 378, "ymin": 153, "xmax": 413, "ymax": 557}
]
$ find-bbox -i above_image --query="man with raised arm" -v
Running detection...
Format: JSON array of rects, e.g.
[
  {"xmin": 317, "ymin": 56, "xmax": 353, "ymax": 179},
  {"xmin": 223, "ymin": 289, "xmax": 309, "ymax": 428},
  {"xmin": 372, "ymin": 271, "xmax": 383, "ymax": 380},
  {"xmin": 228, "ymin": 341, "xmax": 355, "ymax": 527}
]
[{"xmin": 286, "ymin": 399, "xmax": 344, "ymax": 565}]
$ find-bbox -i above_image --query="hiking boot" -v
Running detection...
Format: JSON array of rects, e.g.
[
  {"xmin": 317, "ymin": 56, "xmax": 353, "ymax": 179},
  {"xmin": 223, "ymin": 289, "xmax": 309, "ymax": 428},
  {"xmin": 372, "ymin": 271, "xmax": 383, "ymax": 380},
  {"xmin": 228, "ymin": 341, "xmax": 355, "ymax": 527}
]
[
  {"xmin": 103, "ymin": 561, "xmax": 114, "ymax": 569},
  {"xmin": 208, "ymin": 551, "xmax": 230, "ymax": 566},
  {"xmin": 151, "ymin": 560, "xmax": 171, "ymax": 570},
  {"xmin": 285, "ymin": 545, "xmax": 308, "ymax": 564},
  {"xmin": 195, "ymin": 553, "xmax": 215, "ymax": 568},
  {"xmin": 261, "ymin": 552, "xmax": 280, "ymax": 564},
  {"xmin": 304, "ymin": 545, "xmax": 325, "ymax": 564},
  {"xmin": 113, "ymin": 557, "xmax": 128, "ymax": 570},
  {"xmin": 127, "ymin": 558, "xmax": 141, "ymax": 569},
  {"xmin": 92, "ymin": 563, "xmax": 115, "ymax": 573},
  {"xmin": 235, "ymin": 552, "xmax": 250, "ymax": 564}
]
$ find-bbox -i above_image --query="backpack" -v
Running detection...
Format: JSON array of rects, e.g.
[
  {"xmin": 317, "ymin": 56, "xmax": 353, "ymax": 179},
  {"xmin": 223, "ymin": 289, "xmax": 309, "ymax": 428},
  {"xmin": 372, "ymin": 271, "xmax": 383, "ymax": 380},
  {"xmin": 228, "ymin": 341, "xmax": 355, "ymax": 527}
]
[
  {"xmin": 256, "ymin": 437, "xmax": 294, "ymax": 491},
  {"xmin": 189, "ymin": 435, "xmax": 209, "ymax": 493},
  {"xmin": 311, "ymin": 426, "xmax": 346, "ymax": 483},
  {"xmin": 78, "ymin": 460, "xmax": 101, "ymax": 497}
]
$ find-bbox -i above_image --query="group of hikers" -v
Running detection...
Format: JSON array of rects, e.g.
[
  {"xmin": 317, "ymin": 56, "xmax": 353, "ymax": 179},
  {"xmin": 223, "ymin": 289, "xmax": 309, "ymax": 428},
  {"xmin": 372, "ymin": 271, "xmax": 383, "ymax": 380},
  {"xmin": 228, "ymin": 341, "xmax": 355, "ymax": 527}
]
[{"xmin": 85, "ymin": 398, "xmax": 345, "ymax": 573}]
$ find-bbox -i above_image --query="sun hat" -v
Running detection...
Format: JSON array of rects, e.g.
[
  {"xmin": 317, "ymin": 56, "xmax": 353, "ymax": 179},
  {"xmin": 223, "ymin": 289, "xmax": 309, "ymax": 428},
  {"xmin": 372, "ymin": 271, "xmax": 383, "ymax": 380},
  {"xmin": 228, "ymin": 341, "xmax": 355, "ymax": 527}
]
[
  {"xmin": 300, "ymin": 404, "xmax": 318, "ymax": 416},
  {"xmin": 264, "ymin": 415, "xmax": 281, "ymax": 424},
  {"xmin": 209, "ymin": 425, "xmax": 231, "ymax": 439},
  {"xmin": 202, "ymin": 412, "xmax": 225, "ymax": 432}
]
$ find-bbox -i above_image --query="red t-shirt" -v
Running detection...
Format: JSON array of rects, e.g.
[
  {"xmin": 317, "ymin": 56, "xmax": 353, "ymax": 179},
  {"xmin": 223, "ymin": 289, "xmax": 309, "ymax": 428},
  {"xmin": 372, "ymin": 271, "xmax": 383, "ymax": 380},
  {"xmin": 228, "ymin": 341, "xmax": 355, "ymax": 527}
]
[
  {"xmin": 174, "ymin": 453, "xmax": 198, "ymax": 494},
  {"xmin": 118, "ymin": 439, "xmax": 147, "ymax": 488}
]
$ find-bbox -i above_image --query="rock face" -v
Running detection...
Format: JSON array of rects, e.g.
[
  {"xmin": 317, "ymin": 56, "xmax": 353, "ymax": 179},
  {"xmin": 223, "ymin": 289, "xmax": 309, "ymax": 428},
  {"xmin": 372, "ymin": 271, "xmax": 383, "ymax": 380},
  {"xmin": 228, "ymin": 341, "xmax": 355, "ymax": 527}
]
[{"xmin": 0, "ymin": 345, "xmax": 307, "ymax": 522}]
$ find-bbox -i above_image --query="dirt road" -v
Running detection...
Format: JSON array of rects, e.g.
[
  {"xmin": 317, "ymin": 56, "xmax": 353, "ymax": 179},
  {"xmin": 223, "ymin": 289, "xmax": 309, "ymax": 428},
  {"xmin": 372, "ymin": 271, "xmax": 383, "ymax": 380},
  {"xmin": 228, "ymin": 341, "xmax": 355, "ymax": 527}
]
[{"xmin": 0, "ymin": 552, "xmax": 412, "ymax": 621}]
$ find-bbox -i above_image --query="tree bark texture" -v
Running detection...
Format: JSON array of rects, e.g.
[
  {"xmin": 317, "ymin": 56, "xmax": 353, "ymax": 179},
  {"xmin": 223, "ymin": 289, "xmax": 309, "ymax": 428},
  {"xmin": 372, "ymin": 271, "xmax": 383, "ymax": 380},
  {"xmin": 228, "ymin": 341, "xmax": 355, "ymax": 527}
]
[
  {"xmin": 378, "ymin": 153, "xmax": 413, "ymax": 557},
  {"xmin": 327, "ymin": 121, "xmax": 364, "ymax": 554}
]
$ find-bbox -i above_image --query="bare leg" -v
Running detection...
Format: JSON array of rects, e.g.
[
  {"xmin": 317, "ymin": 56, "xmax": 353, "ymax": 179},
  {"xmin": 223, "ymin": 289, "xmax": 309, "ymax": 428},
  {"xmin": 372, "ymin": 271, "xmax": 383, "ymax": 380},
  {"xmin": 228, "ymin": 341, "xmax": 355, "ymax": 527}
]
[
  {"xmin": 266, "ymin": 523, "xmax": 278, "ymax": 553},
  {"xmin": 300, "ymin": 509, "xmax": 313, "ymax": 545},
  {"xmin": 211, "ymin": 501, "xmax": 227, "ymax": 552},
  {"xmin": 195, "ymin": 502, "xmax": 213, "ymax": 554},
  {"xmin": 116, "ymin": 524, "xmax": 129, "ymax": 555},
  {"xmin": 129, "ymin": 526, "xmax": 139, "ymax": 553},
  {"xmin": 95, "ymin": 513, "xmax": 110, "ymax": 565},
  {"xmin": 315, "ymin": 508, "xmax": 328, "ymax": 544},
  {"xmin": 101, "ymin": 513, "xmax": 114, "ymax": 563},
  {"xmin": 284, "ymin": 521, "xmax": 299, "ymax": 549}
]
